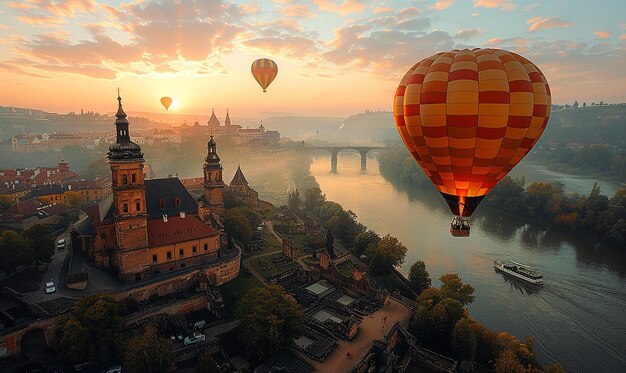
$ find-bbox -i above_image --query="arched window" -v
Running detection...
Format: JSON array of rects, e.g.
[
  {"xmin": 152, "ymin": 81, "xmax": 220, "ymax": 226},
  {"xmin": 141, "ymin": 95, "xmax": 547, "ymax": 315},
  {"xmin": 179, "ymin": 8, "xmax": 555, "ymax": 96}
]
[
  {"xmin": 136, "ymin": 201, "xmax": 141, "ymax": 211},
  {"xmin": 131, "ymin": 173, "xmax": 137, "ymax": 183},
  {"xmin": 122, "ymin": 174, "xmax": 128, "ymax": 185},
  {"xmin": 123, "ymin": 203, "xmax": 128, "ymax": 213},
  {"xmin": 204, "ymin": 243, "xmax": 208, "ymax": 251},
  {"xmin": 159, "ymin": 199, "xmax": 166, "ymax": 209},
  {"xmin": 174, "ymin": 197, "xmax": 181, "ymax": 206}
]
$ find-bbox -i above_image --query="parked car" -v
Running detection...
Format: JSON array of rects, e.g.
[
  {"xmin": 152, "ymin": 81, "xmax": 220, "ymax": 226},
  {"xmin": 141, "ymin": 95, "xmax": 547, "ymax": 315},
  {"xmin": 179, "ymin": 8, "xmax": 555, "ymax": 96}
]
[
  {"xmin": 57, "ymin": 239, "xmax": 67, "ymax": 250},
  {"xmin": 45, "ymin": 281, "xmax": 56, "ymax": 294},
  {"xmin": 104, "ymin": 365, "xmax": 122, "ymax": 373},
  {"xmin": 193, "ymin": 320, "xmax": 206, "ymax": 329},
  {"xmin": 183, "ymin": 332, "xmax": 206, "ymax": 346}
]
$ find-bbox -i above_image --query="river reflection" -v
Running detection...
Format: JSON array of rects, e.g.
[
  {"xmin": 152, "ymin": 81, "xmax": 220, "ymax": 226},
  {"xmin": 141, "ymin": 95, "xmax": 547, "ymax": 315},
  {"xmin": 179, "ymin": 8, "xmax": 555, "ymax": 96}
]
[{"xmin": 310, "ymin": 153, "xmax": 626, "ymax": 373}]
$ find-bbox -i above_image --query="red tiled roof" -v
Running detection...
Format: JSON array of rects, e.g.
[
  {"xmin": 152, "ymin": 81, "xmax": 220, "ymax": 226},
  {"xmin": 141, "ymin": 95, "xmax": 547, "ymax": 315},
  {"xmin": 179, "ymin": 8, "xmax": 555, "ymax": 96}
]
[{"xmin": 147, "ymin": 215, "xmax": 219, "ymax": 247}]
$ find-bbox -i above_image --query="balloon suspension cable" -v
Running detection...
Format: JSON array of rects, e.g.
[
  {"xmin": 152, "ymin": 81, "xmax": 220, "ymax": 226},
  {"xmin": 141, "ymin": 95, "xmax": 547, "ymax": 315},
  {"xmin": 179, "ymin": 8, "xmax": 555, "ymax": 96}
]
[{"xmin": 263, "ymin": 89, "xmax": 266, "ymax": 93}]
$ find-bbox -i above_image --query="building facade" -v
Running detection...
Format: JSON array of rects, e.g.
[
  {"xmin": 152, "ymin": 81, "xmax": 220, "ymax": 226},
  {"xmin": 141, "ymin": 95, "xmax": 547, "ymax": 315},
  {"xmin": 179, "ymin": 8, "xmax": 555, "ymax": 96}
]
[{"xmin": 71, "ymin": 95, "xmax": 240, "ymax": 284}]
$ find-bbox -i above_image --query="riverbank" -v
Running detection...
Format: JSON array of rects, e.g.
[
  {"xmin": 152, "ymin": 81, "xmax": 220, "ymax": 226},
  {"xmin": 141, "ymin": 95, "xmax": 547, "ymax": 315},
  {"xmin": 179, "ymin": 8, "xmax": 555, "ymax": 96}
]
[
  {"xmin": 308, "ymin": 153, "xmax": 626, "ymax": 372},
  {"xmin": 377, "ymin": 146, "xmax": 626, "ymax": 248}
]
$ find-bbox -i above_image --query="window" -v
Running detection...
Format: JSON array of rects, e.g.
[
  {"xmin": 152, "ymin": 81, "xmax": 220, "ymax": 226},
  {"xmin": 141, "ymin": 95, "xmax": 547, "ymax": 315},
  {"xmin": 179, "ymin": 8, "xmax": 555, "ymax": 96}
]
[
  {"xmin": 100, "ymin": 232, "xmax": 106, "ymax": 240},
  {"xmin": 152, "ymin": 254, "xmax": 157, "ymax": 263},
  {"xmin": 123, "ymin": 203, "xmax": 128, "ymax": 213},
  {"xmin": 122, "ymin": 174, "xmax": 128, "ymax": 185},
  {"xmin": 174, "ymin": 197, "xmax": 181, "ymax": 206},
  {"xmin": 131, "ymin": 173, "xmax": 136, "ymax": 183},
  {"xmin": 204, "ymin": 243, "xmax": 208, "ymax": 251},
  {"xmin": 192, "ymin": 246, "xmax": 197, "ymax": 254},
  {"xmin": 167, "ymin": 251, "xmax": 172, "ymax": 260},
  {"xmin": 135, "ymin": 273, "xmax": 141, "ymax": 281},
  {"xmin": 181, "ymin": 263, "xmax": 186, "ymax": 268},
  {"xmin": 159, "ymin": 199, "xmax": 165, "ymax": 209},
  {"xmin": 136, "ymin": 202, "xmax": 141, "ymax": 211},
  {"xmin": 179, "ymin": 249, "xmax": 184, "ymax": 257}
]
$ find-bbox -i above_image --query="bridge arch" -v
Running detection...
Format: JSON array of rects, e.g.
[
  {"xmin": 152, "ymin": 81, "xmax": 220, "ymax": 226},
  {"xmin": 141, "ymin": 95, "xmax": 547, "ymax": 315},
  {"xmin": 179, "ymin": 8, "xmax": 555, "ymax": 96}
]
[{"xmin": 311, "ymin": 146, "xmax": 381, "ymax": 173}]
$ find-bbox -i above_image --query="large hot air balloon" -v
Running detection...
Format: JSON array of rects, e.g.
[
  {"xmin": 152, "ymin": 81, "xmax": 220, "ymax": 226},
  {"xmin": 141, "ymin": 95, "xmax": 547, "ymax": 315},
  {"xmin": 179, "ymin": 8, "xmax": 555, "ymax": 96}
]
[
  {"xmin": 251, "ymin": 58, "xmax": 278, "ymax": 92},
  {"xmin": 393, "ymin": 48, "xmax": 551, "ymax": 237},
  {"xmin": 160, "ymin": 96, "xmax": 172, "ymax": 111}
]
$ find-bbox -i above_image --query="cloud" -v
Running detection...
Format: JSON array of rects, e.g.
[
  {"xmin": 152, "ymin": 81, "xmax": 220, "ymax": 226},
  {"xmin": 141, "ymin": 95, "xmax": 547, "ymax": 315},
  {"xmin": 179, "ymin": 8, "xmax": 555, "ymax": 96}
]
[
  {"xmin": 281, "ymin": 4, "xmax": 314, "ymax": 18},
  {"xmin": 594, "ymin": 31, "xmax": 611, "ymax": 39},
  {"xmin": 620, "ymin": 34, "xmax": 626, "ymax": 41},
  {"xmin": 430, "ymin": 0, "xmax": 454, "ymax": 11},
  {"xmin": 527, "ymin": 17, "xmax": 573, "ymax": 32},
  {"xmin": 241, "ymin": 2, "xmax": 259, "ymax": 14},
  {"xmin": 243, "ymin": 36, "xmax": 319, "ymax": 57},
  {"xmin": 473, "ymin": 0, "xmax": 517, "ymax": 11},
  {"xmin": 372, "ymin": 7, "xmax": 393, "ymax": 14},
  {"xmin": 0, "ymin": 62, "xmax": 51, "ymax": 78},
  {"xmin": 454, "ymin": 28, "xmax": 485, "ymax": 40},
  {"xmin": 6, "ymin": 2, "xmax": 36, "ymax": 10},
  {"xmin": 0, "ymin": 24, "xmax": 11, "ymax": 30},
  {"xmin": 472, "ymin": 13, "xmax": 480, "ymax": 17},
  {"xmin": 312, "ymin": 0, "xmax": 367, "ymax": 16},
  {"xmin": 16, "ymin": 15, "xmax": 67, "ymax": 25},
  {"xmin": 45, "ymin": 0, "xmax": 98, "ymax": 17}
]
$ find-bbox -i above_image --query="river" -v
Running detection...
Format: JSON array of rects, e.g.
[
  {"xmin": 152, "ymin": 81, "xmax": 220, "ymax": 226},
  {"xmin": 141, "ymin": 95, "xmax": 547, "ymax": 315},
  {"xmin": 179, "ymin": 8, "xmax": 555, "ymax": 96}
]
[{"xmin": 309, "ymin": 153, "xmax": 626, "ymax": 373}]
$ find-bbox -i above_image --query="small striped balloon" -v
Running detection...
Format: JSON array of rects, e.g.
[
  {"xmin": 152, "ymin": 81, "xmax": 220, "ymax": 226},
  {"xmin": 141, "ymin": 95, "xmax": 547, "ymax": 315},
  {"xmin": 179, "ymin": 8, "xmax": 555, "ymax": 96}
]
[
  {"xmin": 394, "ymin": 48, "xmax": 551, "ymax": 218},
  {"xmin": 251, "ymin": 58, "xmax": 278, "ymax": 92}
]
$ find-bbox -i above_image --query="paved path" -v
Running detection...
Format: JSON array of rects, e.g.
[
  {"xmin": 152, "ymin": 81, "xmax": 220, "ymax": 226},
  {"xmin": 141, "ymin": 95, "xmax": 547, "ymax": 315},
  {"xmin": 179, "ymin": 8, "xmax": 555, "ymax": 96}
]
[
  {"xmin": 301, "ymin": 297, "xmax": 410, "ymax": 373},
  {"xmin": 19, "ymin": 229, "xmax": 74, "ymax": 304},
  {"xmin": 239, "ymin": 220, "xmax": 286, "ymax": 284}
]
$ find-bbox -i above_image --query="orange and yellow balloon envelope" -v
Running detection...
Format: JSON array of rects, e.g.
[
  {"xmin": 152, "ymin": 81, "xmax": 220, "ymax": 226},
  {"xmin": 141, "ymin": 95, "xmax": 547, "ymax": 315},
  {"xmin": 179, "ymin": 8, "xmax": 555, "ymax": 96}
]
[
  {"xmin": 251, "ymin": 58, "xmax": 278, "ymax": 92},
  {"xmin": 160, "ymin": 96, "xmax": 172, "ymax": 111},
  {"xmin": 393, "ymin": 48, "xmax": 551, "ymax": 237}
]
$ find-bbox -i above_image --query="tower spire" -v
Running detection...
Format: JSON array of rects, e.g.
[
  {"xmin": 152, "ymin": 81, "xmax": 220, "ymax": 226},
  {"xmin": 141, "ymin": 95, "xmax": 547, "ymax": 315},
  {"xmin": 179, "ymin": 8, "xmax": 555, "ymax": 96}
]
[{"xmin": 108, "ymin": 90, "xmax": 143, "ymax": 161}]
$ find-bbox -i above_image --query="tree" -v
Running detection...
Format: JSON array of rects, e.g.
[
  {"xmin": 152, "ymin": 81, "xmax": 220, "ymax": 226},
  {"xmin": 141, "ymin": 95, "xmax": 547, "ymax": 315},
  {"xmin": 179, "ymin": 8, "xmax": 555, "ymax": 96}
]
[
  {"xmin": 325, "ymin": 228, "xmax": 335, "ymax": 257},
  {"xmin": 353, "ymin": 230, "xmax": 380, "ymax": 255},
  {"xmin": 124, "ymin": 324, "xmax": 173, "ymax": 373},
  {"xmin": 409, "ymin": 306, "xmax": 434, "ymax": 345},
  {"xmin": 303, "ymin": 187, "xmax": 326, "ymax": 219},
  {"xmin": 439, "ymin": 273, "xmax": 475, "ymax": 305},
  {"xmin": 224, "ymin": 209, "xmax": 252, "ymax": 248},
  {"xmin": 450, "ymin": 318, "xmax": 477, "ymax": 361},
  {"xmin": 494, "ymin": 349, "xmax": 524, "ymax": 373},
  {"xmin": 329, "ymin": 210, "xmax": 364, "ymax": 246},
  {"xmin": 366, "ymin": 234, "xmax": 407, "ymax": 273},
  {"xmin": 84, "ymin": 157, "xmax": 109, "ymax": 179},
  {"xmin": 23, "ymin": 224, "xmax": 54, "ymax": 265},
  {"xmin": 0, "ymin": 230, "xmax": 32, "ymax": 274},
  {"xmin": 195, "ymin": 355, "xmax": 220, "ymax": 373},
  {"xmin": 236, "ymin": 285, "xmax": 304, "ymax": 359},
  {"xmin": 287, "ymin": 189, "xmax": 302, "ymax": 216},
  {"xmin": 52, "ymin": 293, "xmax": 125, "ymax": 364},
  {"xmin": 408, "ymin": 261, "xmax": 431, "ymax": 294},
  {"xmin": 0, "ymin": 195, "xmax": 12, "ymax": 213}
]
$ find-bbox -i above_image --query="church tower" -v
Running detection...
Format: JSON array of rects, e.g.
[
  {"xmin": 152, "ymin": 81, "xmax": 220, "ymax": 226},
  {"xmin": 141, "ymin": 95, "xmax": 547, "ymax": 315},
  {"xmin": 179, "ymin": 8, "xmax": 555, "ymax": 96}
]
[
  {"xmin": 224, "ymin": 109, "xmax": 231, "ymax": 126},
  {"xmin": 198, "ymin": 135, "xmax": 225, "ymax": 222},
  {"xmin": 107, "ymin": 92, "xmax": 148, "ymax": 252}
]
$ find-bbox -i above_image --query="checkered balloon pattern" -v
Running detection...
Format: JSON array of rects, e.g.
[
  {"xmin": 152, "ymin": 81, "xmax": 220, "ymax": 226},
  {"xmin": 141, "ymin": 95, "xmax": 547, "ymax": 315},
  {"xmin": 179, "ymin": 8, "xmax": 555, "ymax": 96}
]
[{"xmin": 394, "ymin": 48, "xmax": 551, "ymax": 217}]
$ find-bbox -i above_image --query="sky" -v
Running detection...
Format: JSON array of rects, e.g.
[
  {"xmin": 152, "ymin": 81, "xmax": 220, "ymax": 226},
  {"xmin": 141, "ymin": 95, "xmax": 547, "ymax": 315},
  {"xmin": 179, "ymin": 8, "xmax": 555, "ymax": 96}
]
[{"xmin": 0, "ymin": 0, "xmax": 624, "ymax": 117}]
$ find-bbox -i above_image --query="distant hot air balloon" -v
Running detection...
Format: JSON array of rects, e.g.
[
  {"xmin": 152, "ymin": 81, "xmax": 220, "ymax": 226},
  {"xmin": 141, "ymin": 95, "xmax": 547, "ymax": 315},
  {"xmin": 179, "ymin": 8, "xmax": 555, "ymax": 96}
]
[
  {"xmin": 251, "ymin": 58, "xmax": 278, "ymax": 92},
  {"xmin": 393, "ymin": 48, "xmax": 551, "ymax": 237},
  {"xmin": 160, "ymin": 96, "xmax": 173, "ymax": 111}
]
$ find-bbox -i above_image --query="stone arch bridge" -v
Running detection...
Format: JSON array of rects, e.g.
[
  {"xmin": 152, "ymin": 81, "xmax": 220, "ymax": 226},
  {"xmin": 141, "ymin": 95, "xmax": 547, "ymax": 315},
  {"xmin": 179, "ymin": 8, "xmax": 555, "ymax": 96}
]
[{"xmin": 306, "ymin": 146, "xmax": 382, "ymax": 173}]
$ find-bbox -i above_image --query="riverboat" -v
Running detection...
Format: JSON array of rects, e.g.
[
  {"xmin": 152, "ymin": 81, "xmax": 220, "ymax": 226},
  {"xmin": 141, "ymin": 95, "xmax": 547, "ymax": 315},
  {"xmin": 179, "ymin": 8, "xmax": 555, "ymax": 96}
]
[{"xmin": 493, "ymin": 260, "xmax": 543, "ymax": 285}]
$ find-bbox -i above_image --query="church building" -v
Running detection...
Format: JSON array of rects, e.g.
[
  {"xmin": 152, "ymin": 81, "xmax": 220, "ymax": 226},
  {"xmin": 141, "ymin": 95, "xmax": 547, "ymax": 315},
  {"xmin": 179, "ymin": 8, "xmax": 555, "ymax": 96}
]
[{"xmin": 71, "ymin": 94, "xmax": 240, "ymax": 284}]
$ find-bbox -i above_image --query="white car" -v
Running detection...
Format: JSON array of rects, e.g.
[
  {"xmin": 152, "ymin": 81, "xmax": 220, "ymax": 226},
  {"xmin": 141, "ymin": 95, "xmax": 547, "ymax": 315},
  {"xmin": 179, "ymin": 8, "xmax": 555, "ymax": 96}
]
[
  {"xmin": 57, "ymin": 239, "xmax": 67, "ymax": 250},
  {"xmin": 45, "ymin": 281, "xmax": 56, "ymax": 294},
  {"xmin": 104, "ymin": 366, "xmax": 121, "ymax": 373},
  {"xmin": 183, "ymin": 332, "xmax": 205, "ymax": 346}
]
